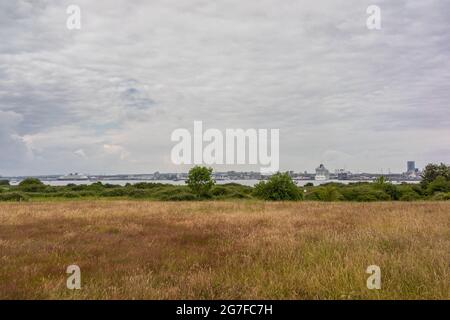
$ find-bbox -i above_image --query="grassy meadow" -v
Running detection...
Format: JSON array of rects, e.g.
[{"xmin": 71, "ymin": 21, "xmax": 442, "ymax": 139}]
[{"xmin": 0, "ymin": 200, "xmax": 448, "ymax": 299}]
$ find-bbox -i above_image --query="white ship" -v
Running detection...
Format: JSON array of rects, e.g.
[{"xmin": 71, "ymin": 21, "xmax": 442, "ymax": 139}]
[
  {"xmin": 315, "ymin": 164, "xmax": 330, "ymax": 181},
  {"xmin": 58, "ymin": 173, "xmax": 89, "ymax": 181}
]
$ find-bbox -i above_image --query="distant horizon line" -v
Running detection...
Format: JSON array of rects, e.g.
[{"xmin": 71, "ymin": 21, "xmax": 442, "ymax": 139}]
[{"xmin": 1, "ymin": 170, "xmax": 421, "ymax": 178}]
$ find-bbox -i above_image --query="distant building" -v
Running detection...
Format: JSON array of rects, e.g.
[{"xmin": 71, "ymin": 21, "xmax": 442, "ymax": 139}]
[
  {"xmin": 315, "ymin": 164, "xmax": 330, "ymax": 181},
  {"xmin": 405, "ymin": 161, "xmax": 420, "ymax": 178},
  {"xmin": 407, "ymin": 161, "xmax": 416, "ymax": 173},
  {"xmin": 335, "ymin": 169, "xmax": 350, "ymax": 180}
]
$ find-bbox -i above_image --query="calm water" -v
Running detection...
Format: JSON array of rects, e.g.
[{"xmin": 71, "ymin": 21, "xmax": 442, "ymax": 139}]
[{"xmin": 9, "ymin": 179, "xmax": 419, "ymax": 187}]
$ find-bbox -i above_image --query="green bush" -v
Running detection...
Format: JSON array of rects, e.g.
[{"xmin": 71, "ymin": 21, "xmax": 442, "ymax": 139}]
[
  {"xmin": 102, "ymin": 183, "xmax": 118, "ymax": 189},
  {"xmin": 220, "ymin": 182, "xmax": 242, "ymax": 187},
  {"xmin": 228, "ymin": 191, "xmax": 251, "ymax": 199},
  {"xmin": 223, "ymin": 183, "xmax": 253, "ymax": 194},
  {"xmin": 211, "ymin": 186, "xmax": 232, "ymax": 196},
  {"xmin": 25, "ymin": 191, "xmax": 83, "ymax": 199},
  {"xmin": 164, "ymin": 192, "xmax": 197, "ymax": 201},
  {"xmin": 210, "ymin": 185, "xmax": 253, "ymax": 199},
  {"xmin": 426, "ymin": 176, "xmax": 450, "ymax": 195},
  {"xmin": 399, "ymin": 191, "xmax": 421, "ymax": 201},
  {"xmin": 150, "ymin": 187, "xmax": 198, "ymax": 201},
  {"xmin": 66, "ymin": 184, "xmax": 89, "ymax": 191},
  {"xmin": 23, "ymin": 192, "xmax": 52, "ymax": 198},
  {"xmin": 87, "ymin": 182, "xmax": 105, "ymax": 191},
  {"xmin": 411, "ymin": 184, "xmax": 425, "ymax": 196},
  {"xmin": 253, "ymin": 173, "xmax": 302, "ymax": 201},
  {"xmin": 431, "ymin": 192, "xmax": 450, "ymax": 201},
  {"xmin": 127, "ymin": 189, "xmax": 153, "ymax": 199},
  {"xmin": 17, "ymin": 178, "xmax": 46, "ymax": 192},
  {"xmin": 341, "ymin": 186, "xmax": 390, "ymax": 202},
  {"xmin": 77, "ymin": 191, "xmax": 98, "ymax": 197},
  {"xmin": 381, "ymin": 184, "xmax": 401, "ymax": 200},
  {"xmin": 100, "ymin": 188, "xmax": 129, "ymax": 197},
  {"xmin": 18, "ymin": 177, "xmax": 44, "ymax": 186},
  {"xmin": 0, "ymin": 192, "xmax": 29, "ymax": 202},
  {"xmin": 0, "ymin": 180, "xmax": 10, "ymax": 186},
  {"xmin": 3, "ymin": 176, "xmax": 445, "ymax": 202},
  {"xmin": 392, "ymin": 183, "xmax": 421, "ymax": 201},
  {"xmin": 306, "ymin": 186, "xmax": 342, "ymax": 201},
  {"xmin": 58, "ymin": 192, "xmax": 81, "ymax": 198},
  {"xmin": 133, "ymin": 182, "xmax": 166, "ymax": 189}
]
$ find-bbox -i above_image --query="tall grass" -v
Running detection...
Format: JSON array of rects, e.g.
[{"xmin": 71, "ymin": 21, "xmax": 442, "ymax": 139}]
[{"xmin": 0, "ymin": 201, "xmax": 448, "ymax": 299}]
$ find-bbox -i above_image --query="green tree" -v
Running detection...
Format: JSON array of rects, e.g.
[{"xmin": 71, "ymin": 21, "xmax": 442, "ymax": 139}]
[
  {"xmin": 421, "ymin": 163, "xmax": 450, "ymax": 188},
  {"xmin": 0, "ymin": 180, "xmax": 10, "ymax": 186},
  {"xmin": 186, "ymin": 166, "xmax": 215, "ymax": 198},
  {"xmin": 375, "ymin": 176, "xmax": 386, "ymax": 185},
  {"xmin": 426, "ymin": 176, "xmax": 450, "ymax": 195},
  {"xmin": 17, "ymin": 178, "xmax": 46, "ymax": 192},
  {"xmin": 253, "ymin": 172, "xmax": 302, "ymax": 201},
  {"xmin": 18, "ymin": 177, "xmax": 44, "ymax": 187}
]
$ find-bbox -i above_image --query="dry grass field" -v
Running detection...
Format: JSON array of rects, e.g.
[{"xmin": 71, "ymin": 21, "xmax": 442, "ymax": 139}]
[{"xmin": 0, "ymin": 200, "xmax": 449, "ymax": 300}]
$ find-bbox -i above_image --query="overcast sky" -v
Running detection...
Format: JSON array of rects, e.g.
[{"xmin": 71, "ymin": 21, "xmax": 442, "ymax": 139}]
[{"xmin": 0, "ymin": 0, "xmax": 449, "ymax": 176}]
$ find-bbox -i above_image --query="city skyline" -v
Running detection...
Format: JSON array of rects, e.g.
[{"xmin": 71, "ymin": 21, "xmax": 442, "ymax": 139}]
[
  {"xmin": 1, "ymin": 1, "xmax": 450, "ymax": 176},
  {"xmin": 0, "ymin": 160, "xmax": 426, "ymax": 178}
]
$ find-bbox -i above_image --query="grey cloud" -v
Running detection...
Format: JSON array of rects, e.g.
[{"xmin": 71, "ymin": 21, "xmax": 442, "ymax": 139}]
[
  {"xmin": 0, "ymin": 0, "xmax": 449, "ymax": 174},
  {"xmin": 0, "ymin": 111, "xmax": 30, "ymax": 172}
]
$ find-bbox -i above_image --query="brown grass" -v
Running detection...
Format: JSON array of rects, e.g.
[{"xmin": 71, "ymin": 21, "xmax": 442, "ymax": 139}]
[{"xmin": 0, "ymin": 201, "xmax": 449, "ymax": 299}]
